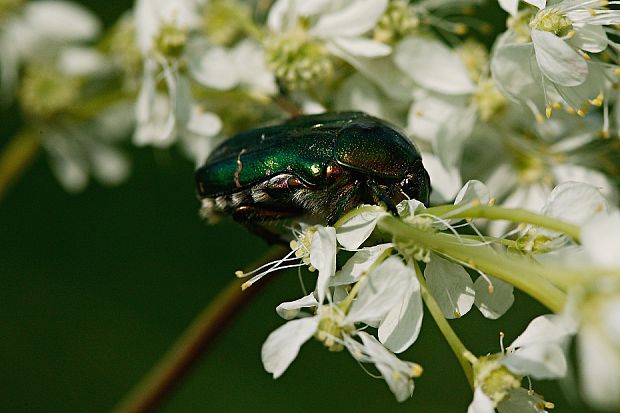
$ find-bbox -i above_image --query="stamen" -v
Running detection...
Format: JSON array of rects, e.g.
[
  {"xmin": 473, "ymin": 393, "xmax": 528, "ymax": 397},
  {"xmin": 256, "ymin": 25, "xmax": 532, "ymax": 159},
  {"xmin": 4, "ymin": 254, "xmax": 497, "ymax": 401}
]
[
  {"xmin": 241, "ymin": 262, "xmax": 305, "ymax": 290},
  {"xmin": 499, "ymin": 331, "xmax": 505, "ymax": 353}
]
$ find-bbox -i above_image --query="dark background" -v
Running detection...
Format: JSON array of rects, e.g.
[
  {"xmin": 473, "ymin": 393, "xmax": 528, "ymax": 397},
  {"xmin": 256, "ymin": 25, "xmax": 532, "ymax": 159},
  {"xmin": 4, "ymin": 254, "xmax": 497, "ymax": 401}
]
[{"xmin": 0, "ymin": 1, "xmax": 599, "ymax": 412}]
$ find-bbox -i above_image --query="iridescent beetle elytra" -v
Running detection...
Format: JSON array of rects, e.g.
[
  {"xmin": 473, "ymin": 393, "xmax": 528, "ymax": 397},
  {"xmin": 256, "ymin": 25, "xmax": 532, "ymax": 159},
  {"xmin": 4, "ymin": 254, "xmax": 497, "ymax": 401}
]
[{"xmin": 195, "ymin": 111, "xmax": 431, "ymax": 241}]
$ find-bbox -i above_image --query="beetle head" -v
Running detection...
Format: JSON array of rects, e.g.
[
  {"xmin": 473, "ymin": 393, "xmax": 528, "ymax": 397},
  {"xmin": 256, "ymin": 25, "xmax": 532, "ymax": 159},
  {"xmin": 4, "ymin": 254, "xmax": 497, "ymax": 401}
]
[{"xmin": 400, "ymin": 160, "xmax": 431, "ymax": 206}]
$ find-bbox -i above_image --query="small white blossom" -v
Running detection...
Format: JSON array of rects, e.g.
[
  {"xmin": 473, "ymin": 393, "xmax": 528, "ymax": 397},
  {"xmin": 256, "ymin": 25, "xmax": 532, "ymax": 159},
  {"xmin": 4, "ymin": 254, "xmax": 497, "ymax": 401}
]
[
  {"xmin": 466, "ymin": 315, "xmax": 569, "ymax": 413},
  {"xmin": 133, "ymin": 0, "xmax": 222, "ymax": 151},
  {"xmin": 261, "ymin": 255, "xmax": 422, "ymax": 401},
  {"xmin": 0, "ymin": 0, "xmax": 101, "ymax": 102},
  {"xmin": 265, "ymin": 0, "xmax": 389, "ymax": 90},
  {"xmin": 492, "ymin": 0, "xmax": 620, "ymax": 119}
]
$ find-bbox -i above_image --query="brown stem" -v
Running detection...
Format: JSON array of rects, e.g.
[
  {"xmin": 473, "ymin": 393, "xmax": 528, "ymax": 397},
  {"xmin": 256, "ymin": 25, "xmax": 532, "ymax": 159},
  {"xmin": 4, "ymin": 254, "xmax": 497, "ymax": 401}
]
[
  {"xmin": 0, "ymin": 131, "xmax": 40, "ymax": 201},
  {"xmin": 272, "ymin": 95, "xmax": 303, "ymax": 117},
  {"xmin": 110, "ymin": 245, "xmax": 288, "ymax": 413}
]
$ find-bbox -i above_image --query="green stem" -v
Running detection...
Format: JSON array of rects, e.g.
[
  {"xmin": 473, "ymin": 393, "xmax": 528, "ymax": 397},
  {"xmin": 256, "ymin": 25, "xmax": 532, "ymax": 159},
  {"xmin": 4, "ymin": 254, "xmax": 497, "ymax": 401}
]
[
  {"xmin": 111, "ymin": 245, "xmax": 288, "ymax": 413},
  {"xmin": 413, "ymin": 261, "xmax": 473, "ymax": 389},
  {"xmin": 379, "ymin": 216, "xmax": 567, "ymax": 313},
  {"xmin": 0, "ymin": 131, "xmax": 40, "ymax": 201},
  {"xmin": 425, "ymin": 205, "xmax": 581, "ymax": 241}
]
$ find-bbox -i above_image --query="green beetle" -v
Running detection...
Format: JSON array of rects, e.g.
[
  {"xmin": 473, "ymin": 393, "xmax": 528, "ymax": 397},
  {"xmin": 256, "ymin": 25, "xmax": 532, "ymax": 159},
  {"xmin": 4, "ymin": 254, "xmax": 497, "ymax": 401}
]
[{"xmin": 195, "ymin": 112, "xmax": 430, "ymax": 239}]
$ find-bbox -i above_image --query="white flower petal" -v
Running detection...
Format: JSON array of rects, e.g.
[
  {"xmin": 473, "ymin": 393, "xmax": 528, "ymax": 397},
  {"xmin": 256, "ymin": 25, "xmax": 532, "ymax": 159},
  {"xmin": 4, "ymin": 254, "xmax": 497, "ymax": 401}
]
[
  {"xmin": 571, "ymin": 24, "xmax": 608, "ymax": 53},
  {"xmin": 357, "ymin": 332, "xmax": 415, "ymax": 402},
  {"xmin": 25, "ymin": 0, "xmax": 101, "ymax": 42},
  {"xmin": 276, "ymin": 293, "xmax": 318, "ymax": 320},
  {"xmin": 396, "ymin": 199, "xmax": 426, "ymax": 218},
  {"xmin": 581, "ymin": 210, "xmax": 620, "ymax": 267},
  {"xmin": 421, "ymin": 152, "xmax": 462, "ymax": 203},
  {"xmin": 578, "ymin": 325, "xmax": 620, "ymax": 410},
  {"xmin": 57, "ymin": 47, "xmax": 106, "ymax": 76},
  {"xmin": 310, "ymin": 226, "xmax": 337, "ymax": 303},
  {"xmin": 551, "ymin": 164, "xmax": 616, "ymax": 202},
  {"xmin": 261, "ymin": 317, "xmax": 319, "ymax": 378},
  {"xmin": 49, "ymin": 153, "xmax": 88, "ymax": 192},
  {"xmin": 335, "ymin": 74, "xmax": 389, "ymax": 119},
  {"xmin": 332, "ymin": 244, "xmax": 392, "ymax": 286},
  {"xmin": 498, "ymin": 0, "xmax": 519, "ymax": 16},
  {"xmin": 602, "ymin": 299, "xmax": 620, "ymax": 346},
  {"xmin": 435, "ymin": 107, "xmax": 477, "ymax": 168},
  {"xmin": 346, "ymin": 256, "xmax": 412, "ymax": 326},
  {"xmin": 508, "ymin": 314, "xmax": 575, "ymax": 350},
  {"xmin": 187, "ymin": 107, "xmax": 222, "ymax": 137},
  {"xmin": 503, "ymin": 344, "xmax": 567, "ymax": 379},
  {"xmin": 378, "ymin": 270, "xmax": 422, "ymax": 353},
  {"xmin": 310, "ymin": 0, "xmax": 387, "ymax": 38},
  {"xmin": 542, "ymin": 181, "xmax": 607, "ymax": 226},
  {"xmin": 531, "ymin": 30, "xmax": 588, "ymax": 87},
  {"xmin": 336, "ymin": 207, "xmax": 387, "ymax": 250},
  {"xmin": 191, "ymin": 46, "xmax": 239, "ymax": 90},
  {"xmin": 455, "ymin": 180, "xmax": 491, "ymax": 207},
  {"xmin": 424, "ymin": 254, "xmax": 475, "ymax": 319},
  {"xmin": 89, "ymin": 145, "xmax": 130, "ymax": 186},
  {"xmin": 524, "ymin": 0, "xmax": 545, "ymax": 9},
  {"xmin": 135, "ymin": 0, "xmax": 200, "ymax": 54},
  {"xmin": 474, "ymin": 276, "xmax": 514, "ymax": 319},
  {"xmin": 330, "ymin": 37, "xmax": 391, "ymax": 57},
  {"xmin": 407, "ymin": 93, "xmax": 468, "ymax": 144},
  {"xmin": 491, "ymin": 39, "xmax": 542, "ymax": 103},
  {"xmin": 231, "ymin": 40, "xmax": 277, "ymax": 94},
  {"xmin": 395, "ymin": 37, "xmax": 475, "ymax": 95},
  {"xmin": 497, "ymin": 388, "xmax": 548, "ymax": 413},
  {"xmin": 468, "ymin": 387, "xmax": 495, "ymax": 413},
  {"xmin": 329, "ymin": 46, "xmax": 415, "ymax": 100}
]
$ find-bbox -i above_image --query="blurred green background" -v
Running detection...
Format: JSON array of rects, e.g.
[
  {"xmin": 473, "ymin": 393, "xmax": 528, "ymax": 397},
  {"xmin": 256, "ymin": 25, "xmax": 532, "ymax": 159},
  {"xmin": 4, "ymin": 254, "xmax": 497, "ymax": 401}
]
[{"xmin": 0, "ymin": 1, "xmax": 600, "ymax": 412}]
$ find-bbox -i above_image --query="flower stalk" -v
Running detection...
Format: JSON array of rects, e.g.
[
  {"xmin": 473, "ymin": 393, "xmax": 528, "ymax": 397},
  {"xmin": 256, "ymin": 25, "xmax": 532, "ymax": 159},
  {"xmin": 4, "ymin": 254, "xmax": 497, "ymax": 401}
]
[
  {"xmin": 111, "ymin": 245, "xmax": 288, "ymax": 413},
  {"xmin": 0, "ymin": 131, "xmax": 40, "ymax": 201},
  {"xmin": 379, "ymin": 216, "xmax": 567, "ymax": 313}
]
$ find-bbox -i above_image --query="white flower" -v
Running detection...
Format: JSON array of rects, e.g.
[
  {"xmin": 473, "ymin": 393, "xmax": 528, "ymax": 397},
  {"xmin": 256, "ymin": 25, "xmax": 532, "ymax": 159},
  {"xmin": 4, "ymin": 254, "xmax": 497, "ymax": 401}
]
[
  {"xmin": 133, "ymin": 0, "xmax": 222, "ymax": 150},
  {"xmin": 467, "ymin": 314, "xmax": 571, "ymax": 413},
  {"xmin": 399, "ymin": 38, "xmax": 506, "ymax": 175},
  {"xmin": 268, "ymin": 0, "xmax": 390, "ymax": 57},
  {"xmin": 265, "ymin": 0, "xmax": 389, "ymax": 90},
  {"xmin": 504, "ymin": 314, "xmax": 575, "ymax": 379},
  {"xmin": 395, "ymin": 36, "xmax": 475, "ymax": 96},
  {"xmin": 344, "ymin": 332, "xmax": 422, "ymax": 402},
  {"xmin": 0, "ymin": 0, "xmax": 101, "ymax": 102},
  {"xmin": 43, "ymin": 103, "xmax": 133, "ymax": 192},
  {"xmin": 480, "ymin": 116, "xmax": 617, "ymax": 235},
  {"xmin": 346, "ymin": 256, "xmax": 423, "ymax": 353},
  {"xmin": 135, "ymin": 0, "xmax": 202, "ymax": 56},
  {"xmin": 492, "ymin": 0, "xmax": 620, "ymax": 118},
  {"xmin": 261, "ymin": 254, "xmax": 423, "ymax": 401}
]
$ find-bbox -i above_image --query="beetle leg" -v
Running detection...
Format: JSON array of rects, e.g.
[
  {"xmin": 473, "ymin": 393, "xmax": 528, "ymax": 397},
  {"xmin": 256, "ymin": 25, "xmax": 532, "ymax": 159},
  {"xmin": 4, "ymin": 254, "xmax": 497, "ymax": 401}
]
[
  {"xmin": 233, "ymin": 205, "xmax": 302, "ymax": 244},
  {"xmin": 366, "ymin": 179, "xmax": 398, "ymax": 215}
]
